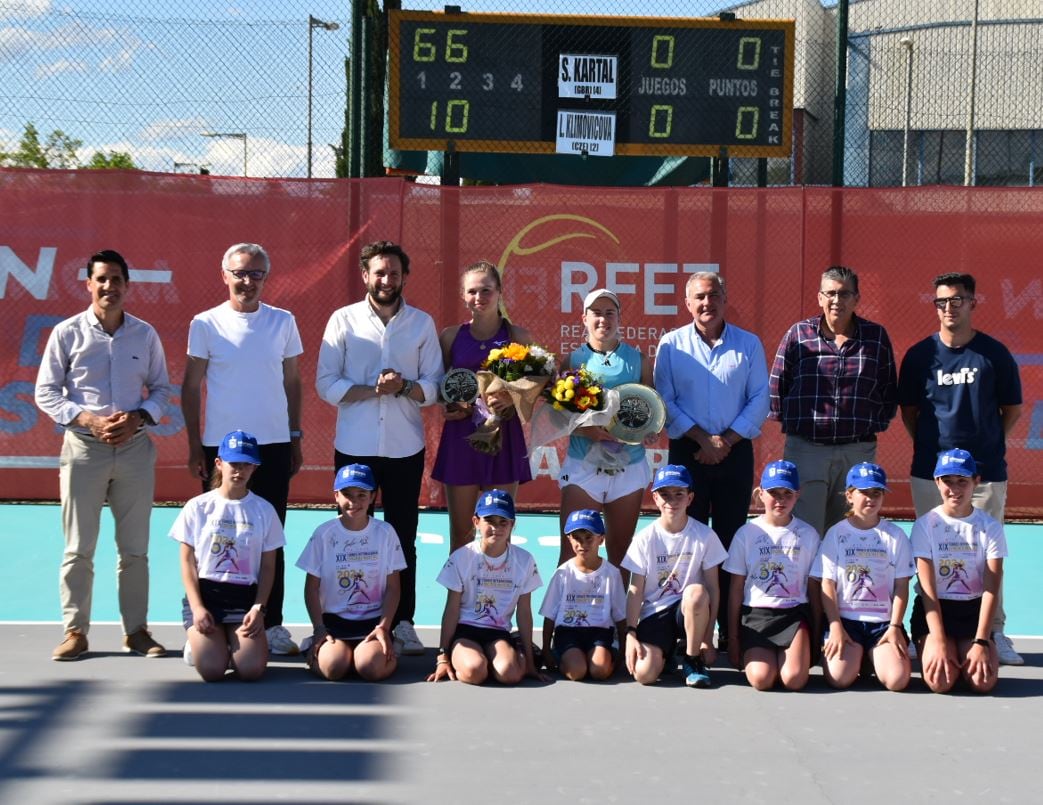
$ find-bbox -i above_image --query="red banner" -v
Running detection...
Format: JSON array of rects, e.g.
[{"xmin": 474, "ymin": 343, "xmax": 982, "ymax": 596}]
[{"xmin": 1, "ymin": 171, "xmax": 1040, "ymax": 517}]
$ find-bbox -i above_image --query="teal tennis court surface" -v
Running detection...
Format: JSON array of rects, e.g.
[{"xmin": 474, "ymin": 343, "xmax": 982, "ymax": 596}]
[{"xmin": 3, "ymin": 503, "xmax": 1040, "ymax": 636}]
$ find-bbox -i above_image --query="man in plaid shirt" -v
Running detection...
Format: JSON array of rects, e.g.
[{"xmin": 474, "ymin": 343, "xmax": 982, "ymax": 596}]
[{"xmin": 769, "ymin": 266, "xmax": 898, "ymax": 538}]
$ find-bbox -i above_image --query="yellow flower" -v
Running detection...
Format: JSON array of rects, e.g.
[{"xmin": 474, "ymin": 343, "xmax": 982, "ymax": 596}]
[{"xmin": 503, "ymin": 343, "xmax": 528, "ymax": 361}]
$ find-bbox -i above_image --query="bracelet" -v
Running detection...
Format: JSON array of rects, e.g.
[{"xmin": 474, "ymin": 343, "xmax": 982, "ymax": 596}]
[
  {"xmin": 972, "ymin": 637, "xmax": 991, "ymax": 648},
  {"xmin": 396, "ymin": 379, "xmax": 414, "ymax": 398},
  {"xmin": 436, "ymin": 658, "xmax": 449, "ymax": 665},
  {"xmin": 625, "ymin": 625, "xmax": 638, "ymax": 635},
  {"xmin": 436, "ymin": 647, "xmax": 448, "ymax": 656},
  {"xmin": 889, "ymin": 623, "xmax": 903, "ymax": 629}
]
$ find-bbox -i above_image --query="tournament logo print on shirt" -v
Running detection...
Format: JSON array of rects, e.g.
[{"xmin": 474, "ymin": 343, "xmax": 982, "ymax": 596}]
[{"xmin": 210, "ymin": 534, "xmax": 244, "ymax": 575}]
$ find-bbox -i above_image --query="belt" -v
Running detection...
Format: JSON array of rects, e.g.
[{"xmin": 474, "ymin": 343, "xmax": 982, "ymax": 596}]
[{"xmin": 807, "ymin": 433, "xmax": 876, "ymax": 446}]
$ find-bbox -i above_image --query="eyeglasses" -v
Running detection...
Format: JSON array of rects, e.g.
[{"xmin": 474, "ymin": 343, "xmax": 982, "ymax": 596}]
[
  {"xmin": 819, "ymin": 289, "xmax": 856, "ymax": 300},
  {"xmin": 933, "ymin": 295, "xmax": 969, "ymax": 310},
  {"xmin": 225, "ymin": 268, "xmax": 268, "ymax": 281}
]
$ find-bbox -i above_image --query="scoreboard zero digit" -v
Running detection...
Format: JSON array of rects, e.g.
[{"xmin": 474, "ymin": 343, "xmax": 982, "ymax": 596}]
[{"xmin": 388, "ymin": 10, "xmax": 795, "ymax": 158}]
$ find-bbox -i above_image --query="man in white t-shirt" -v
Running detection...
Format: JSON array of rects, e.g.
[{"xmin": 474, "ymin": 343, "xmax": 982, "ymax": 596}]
[
  {"xmin": 181, "ymin": 242, "xmax": 304, "ymax": 655},
  {"xmin": 316, "ymin": 240, "xmax": 443, "ymax": 655}
]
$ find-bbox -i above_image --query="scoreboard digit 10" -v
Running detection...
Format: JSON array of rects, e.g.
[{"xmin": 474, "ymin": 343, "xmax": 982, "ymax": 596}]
[{"xmin": 388, "ymin": 10, "xmax": 795, "ymax": 158}]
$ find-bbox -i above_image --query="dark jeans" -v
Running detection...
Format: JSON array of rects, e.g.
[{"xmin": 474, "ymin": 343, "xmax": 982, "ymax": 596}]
[
  {"xmin": 203, "ymin": 442, "xmax": 291, "ymax": 628},
  {"xmin": 335, "ymin": 449, "xmax": 425, "ymax": 626},
  {"xmin": 668, "ymin": 437, "xmax": 754, "ymax": 644}
]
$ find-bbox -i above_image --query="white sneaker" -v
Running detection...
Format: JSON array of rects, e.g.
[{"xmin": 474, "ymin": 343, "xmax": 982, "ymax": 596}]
[
  {"xmin": 392, "ymin": 622, "xmax": 424, "ymax": 656},
  {"xmin": 993, "ymin": 631, "xmax": 1024, "ymax": 666},
  {"xmin": 299, "ymin": 635, "xmax": 314, "ymax": 656},
  {"xmin": 907, "ymin": 641, "xmax": 917, "ymax": 661},
  {"xmin": 183, "ymin": 642, "xmax": 194, "ymax": 667},
  {"xmin": 266, "ymin": 625, "xmax": 300, "ymax": 655}
]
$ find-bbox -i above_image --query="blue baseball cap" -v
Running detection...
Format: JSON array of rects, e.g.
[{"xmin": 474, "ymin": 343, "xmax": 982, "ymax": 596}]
[
  {"xmin": 933, "ymin": 448, "xmax": 978, "ymax": 479},
  {"xmin": 334, "ymin": 463, "xmax": 376, "ymax": 491},
  {"xmin": 651, "ymin": 464, "xmax": 693, "ymax": 491},
  {"xmin": 760, "ymin": 459, "xmax": 800, "ymax": 491},
  {"xmin": 846, "ymin": 462, "xmax": 889, "ymax": 491},
  {"xmin": 474, "ymin": 489, "xmax": 516, "ymax": 520},
  {"xmin": 218, "ymin": 430, "xmax": 261, "ymax": 464},
  {"xmin": 564, "ymin": 509, "xmax": 606, "ymax": 536}
]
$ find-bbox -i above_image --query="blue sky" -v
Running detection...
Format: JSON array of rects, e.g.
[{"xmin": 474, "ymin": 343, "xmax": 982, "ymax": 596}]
[{"xmin": 1, "ymin": 0, "xmax": 731, "ymax": 176}]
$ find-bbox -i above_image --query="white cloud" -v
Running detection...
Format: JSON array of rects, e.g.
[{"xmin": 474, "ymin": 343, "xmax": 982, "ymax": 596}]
[
  {"xmin": 3, "ymin": 0, "xmax": 52, "ymax": 21},
  {"xmin": 0, "ymin": 21, "xmax": 138, "ymax": 71},
  {"xmin": 34, "ymin": 57, "xmax": 86, "ymax": 78}
]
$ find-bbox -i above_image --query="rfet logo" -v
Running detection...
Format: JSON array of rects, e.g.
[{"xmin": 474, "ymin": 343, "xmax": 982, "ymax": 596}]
[{"xmin": 495, "ymin": 213, "xmax": 718, "ymax": 359}]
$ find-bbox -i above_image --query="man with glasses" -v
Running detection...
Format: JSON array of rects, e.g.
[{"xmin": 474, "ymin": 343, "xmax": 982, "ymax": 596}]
[
  {"xmin": 898, "ymin": 272, "xmax": 1023, "ymax": 665},
  {"xmin": 655, "ymin": 271, "xmax": 770, "ymax": 652},
  {"xmin": 181, "ymin": 242, "xmax": 304, "ymax": 655},
  {"xmin": 769, "ymin": 266, "xmax": 898, "ymax": 538}
]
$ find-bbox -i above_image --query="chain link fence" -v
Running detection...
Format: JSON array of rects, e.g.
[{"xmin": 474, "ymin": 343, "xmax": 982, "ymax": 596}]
[{"xmin": 2, "ymin": 1, "xmax": 1040, "ymax": 184}]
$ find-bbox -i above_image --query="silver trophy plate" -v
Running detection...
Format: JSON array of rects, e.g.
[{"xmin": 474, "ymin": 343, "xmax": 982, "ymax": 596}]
[
  {"xmin": 607, "ymin": 383, "xmax": 666, "ymax": 444},
  {"xmin": 441, "ymin": 367, "xmax": 480, "ymax": 404}
]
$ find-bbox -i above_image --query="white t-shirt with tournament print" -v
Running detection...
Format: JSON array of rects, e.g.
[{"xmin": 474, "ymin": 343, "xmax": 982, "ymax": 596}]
[
  {"xmin": 910, "ymin": 506, "xmax": 1007, "ymax": 602},
  {"xmin": 812, "ymin": 518, "xmax": 914, "ymax": 622},
  {"xmin": 621, "ymin": 518, "xmax": 728, "ymax": 621},
  {"xmin": 436, "ymin": 542, "xmax": 542, "ymax": 631},
  {"xmin": 723, "ymin": 516, "xmax": 818, "ymax": 608},
  {"xmin": 295, "ymin": 517, "xmax": 407, "ymax": 620},
  {"xmin": 539, "ymin": 559, "xmax": 626, "ymax": 630},
  {"xmin": 169, "ymin": 490, "xmax": 286, "ymax": 585}
]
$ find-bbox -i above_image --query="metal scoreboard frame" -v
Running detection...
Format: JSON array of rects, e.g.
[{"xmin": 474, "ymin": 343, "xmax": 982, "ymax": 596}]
[{"xmin": 388, "ymin": 10, "xmax": 795, "ymax": 158}]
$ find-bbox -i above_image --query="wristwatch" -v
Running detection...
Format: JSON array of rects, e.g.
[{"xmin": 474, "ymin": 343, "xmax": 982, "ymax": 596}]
[{"xmin": 134, "ymin": 408, "xmax": 155, "ymax": 426}]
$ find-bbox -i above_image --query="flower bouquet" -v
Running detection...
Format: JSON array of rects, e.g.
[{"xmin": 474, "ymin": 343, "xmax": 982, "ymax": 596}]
[
  {"xmin": 467, "ymin": 342, "xmax": 555, "ymax": 455},
  {"xmin": 530, "ymin": 364, "xmax": 621, "ymax": 455}
]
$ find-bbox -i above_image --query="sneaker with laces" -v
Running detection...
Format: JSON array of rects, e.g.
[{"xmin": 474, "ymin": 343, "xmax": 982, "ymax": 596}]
[
  {"xmin": 183, "ymin": 642, "xmax": 194, "ymax": 667},
  {"xmin": 682, "ymin": 656, "xmax": 712, "ymax": 688},
  {"xmin": 993, "ymin": 631, "xmax": 1024, "ymax": 666},
  {"xmin": 266, "ymin": 624, "xmax": 300, "ymax": 655},
  {"xmin": 123, "ymin": 629, "xmax": 166, "ymax": 658},
  {"xmin": 52, "ymin": 631, "xmax": 88, "ymax": 661},
  {"xmin": 392, "ymin": 621, "xmax": 425, "ymax": 656}
]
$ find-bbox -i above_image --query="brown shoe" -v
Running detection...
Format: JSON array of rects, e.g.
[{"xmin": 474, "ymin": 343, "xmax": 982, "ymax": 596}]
[
  {"xmin": 52, "ymin": 631, "xmax": 88, "ymax": 661},
  {"xmin": 123, "ymin": 629, "xmax": 166, "ymax": 658}
]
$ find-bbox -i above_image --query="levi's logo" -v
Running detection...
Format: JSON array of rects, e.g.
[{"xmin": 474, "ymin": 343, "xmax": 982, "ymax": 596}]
[{"xmin": 936, "ymin": 367, "xmax": 978, "ymax": 386}]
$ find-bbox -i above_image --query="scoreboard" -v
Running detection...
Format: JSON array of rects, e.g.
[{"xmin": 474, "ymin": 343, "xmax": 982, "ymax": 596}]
[{"xmin": 388, "ymin": 10, "xmax": 795, "ymax": 158}]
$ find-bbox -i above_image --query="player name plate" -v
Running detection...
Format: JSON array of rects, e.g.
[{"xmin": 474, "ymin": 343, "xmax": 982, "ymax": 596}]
[
  {"xmin": 441, "ymin": 367, "xmax": 480, "ymax": 404},
  {"xmin": 607, "ymin": 383, "xmax": 666, "ymax": 444}
]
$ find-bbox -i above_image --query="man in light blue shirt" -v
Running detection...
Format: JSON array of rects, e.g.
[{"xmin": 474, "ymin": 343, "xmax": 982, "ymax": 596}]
[
  {"xmin": 35, "ymin": 249, "xmax": 171, "ymax": 662},
  {"xmin": 654, "ymin": 272, "xmax": 769, "ymax": 651}
]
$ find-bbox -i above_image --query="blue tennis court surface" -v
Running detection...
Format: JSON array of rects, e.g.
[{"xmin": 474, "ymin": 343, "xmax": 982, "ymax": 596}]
[{"xmin": 3, "ymin": 503, "xmax": 1040, "ymax": 635}]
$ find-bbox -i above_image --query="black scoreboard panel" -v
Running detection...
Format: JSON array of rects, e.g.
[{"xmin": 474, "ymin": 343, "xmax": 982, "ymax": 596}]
[{"xmin": 389, "ymin": 10, "xmax": 795, "ymax": 157}]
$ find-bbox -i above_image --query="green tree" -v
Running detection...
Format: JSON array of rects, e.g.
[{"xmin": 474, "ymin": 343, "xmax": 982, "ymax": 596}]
[
  {"xmin": 1, "ymin": 123, "xmax": 136, "ymax": 169},
  {"xmin": 44, "ymin": 129, "xmax": 82, "ymax": 168},
  {"xmin": 85, "ymin": 151, "xmax": 138, "ymax": 169},
  {"xmin": 0, "ymin": 122, "xmax": 49, "ymax": 167}
]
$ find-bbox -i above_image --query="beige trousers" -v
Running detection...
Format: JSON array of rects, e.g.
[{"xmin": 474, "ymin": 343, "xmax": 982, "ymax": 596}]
[{"xmin": 59, "ymin": 429, "xmax": 156, "ymax": 635}]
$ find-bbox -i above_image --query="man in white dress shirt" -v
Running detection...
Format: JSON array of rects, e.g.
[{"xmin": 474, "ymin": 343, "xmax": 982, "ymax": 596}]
[
  {"xmin": 35, "ymin": 249, "xmax": 171, "ymax": 661},
  {"xmin": 316, "ymin": 240, "xmax": 443, "ymax": 655}
]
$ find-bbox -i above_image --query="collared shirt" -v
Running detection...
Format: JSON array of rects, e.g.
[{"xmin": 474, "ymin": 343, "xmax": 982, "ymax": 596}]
[
  {"xmin": 316, "ymin": 298, "xmax": 442, "ymax": 457},
  {"xmin": 654, "ymin": 321, "xmax": 770, "ymax": 440},
  {"xmin": 35, "ymin": 307, "xmax": 171, "ymax": 433},
  {"xmin": 769, "ymin": 314, "xmax": 898, "ymax": 443}
]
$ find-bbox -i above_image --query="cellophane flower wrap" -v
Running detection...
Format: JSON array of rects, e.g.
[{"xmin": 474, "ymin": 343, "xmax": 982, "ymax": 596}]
[
  {"xmin": 530, "ymin": 364, "xmax": 621, "ymax": 450},
  {"xmin": 466, "ymin": 342, "xmax": 555, "ymax": 455}
]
